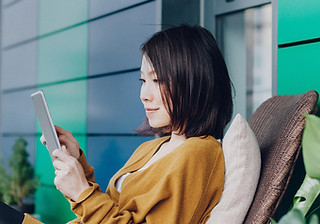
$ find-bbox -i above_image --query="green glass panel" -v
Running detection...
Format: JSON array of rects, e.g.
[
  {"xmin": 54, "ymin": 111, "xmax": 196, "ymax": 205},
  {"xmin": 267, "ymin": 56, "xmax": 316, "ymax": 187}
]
[
  {"xmin": 38, "ymin": 24, "xmax": 88, "ymax": 85},
  {"xmin": 278, "ymin": 42, "xmax": 320, "ymax": 101},
  {"xmin": 39, "ymin": 0, "xmax": 88, "ymax": 35},
  {"xmin": 278, "ymin": 0, "xmax": 320, "ymax": 44},
  {"xmin": 35, "ymin": 81, "xmax": 88, "ymax": 183},
  {"xmin": 36, "ymin": 2, "xmax": 89, "ymax": 223},
  {"xmin": 38, "ymin": 82, "xmax": 88, "ymax": 133},
  {"xmin": 35, "ymin": 139, "xmax": 55, "ymax": 185},
  {"xmin": 35, "ymin": 81, "xmax": 87, "ymax": 222},
  {"xmin": 35, "ymin": 186, "xmax": 76, "ymax": 224}
]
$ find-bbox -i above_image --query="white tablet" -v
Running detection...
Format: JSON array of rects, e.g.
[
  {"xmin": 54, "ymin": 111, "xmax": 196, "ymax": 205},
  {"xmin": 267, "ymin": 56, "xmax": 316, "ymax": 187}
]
[{"xmin": 31, "ymin": 90, "xmax": 61, "ymax": 161}]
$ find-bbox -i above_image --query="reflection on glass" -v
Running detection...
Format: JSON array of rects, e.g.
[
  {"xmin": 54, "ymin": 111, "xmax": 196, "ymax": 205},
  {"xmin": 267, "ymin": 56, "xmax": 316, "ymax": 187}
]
[{"xmin": 217, "ymin": 4, "xmax": 272, "ymax": 119}]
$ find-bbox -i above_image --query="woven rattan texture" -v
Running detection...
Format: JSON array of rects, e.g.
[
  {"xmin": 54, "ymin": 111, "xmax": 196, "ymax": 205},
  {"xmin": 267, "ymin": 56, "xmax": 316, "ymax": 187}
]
[{"xmin": 244, "ymin": 90, "xmax": 319, "ymax": 224}]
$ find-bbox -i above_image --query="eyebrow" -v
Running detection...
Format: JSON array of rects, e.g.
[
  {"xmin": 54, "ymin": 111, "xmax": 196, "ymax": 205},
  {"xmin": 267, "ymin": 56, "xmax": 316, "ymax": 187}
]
[{"xmin": 140, "ymin": 70, "xmax": 156, "ymax": 75}]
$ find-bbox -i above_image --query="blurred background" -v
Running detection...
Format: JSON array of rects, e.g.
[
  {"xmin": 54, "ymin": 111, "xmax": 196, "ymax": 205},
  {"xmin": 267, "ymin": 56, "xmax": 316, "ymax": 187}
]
[{"xmin": 0, "ymin": 0, "xmax": 319, "ymax": 223}]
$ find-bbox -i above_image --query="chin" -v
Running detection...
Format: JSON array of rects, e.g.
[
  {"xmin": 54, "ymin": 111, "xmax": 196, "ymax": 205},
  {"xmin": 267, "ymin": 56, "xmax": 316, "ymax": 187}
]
[
  {"xmin": 149, "ymin": 122, "xmax": 169, "ymax": 129},
  {"xmin": 149, "ymin": 124, "xmax": 161, "ymax": 128}
]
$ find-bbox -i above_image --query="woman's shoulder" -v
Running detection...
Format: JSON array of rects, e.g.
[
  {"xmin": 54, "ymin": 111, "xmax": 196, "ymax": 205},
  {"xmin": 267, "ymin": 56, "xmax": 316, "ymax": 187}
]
[
  {"xmin": 165, "ymin": 136, "xmax": 224, "ymax": 177},
  {"xmin": 184, "ymin": 135, "xmax": 222, "ymax": 153},
  {"xmin": 186, "ymin": 135, "xmax": 220, "ymax": 145},
  {"xmin": 170, "ymin": 135, "xmax": 223, "ymax": 165}
]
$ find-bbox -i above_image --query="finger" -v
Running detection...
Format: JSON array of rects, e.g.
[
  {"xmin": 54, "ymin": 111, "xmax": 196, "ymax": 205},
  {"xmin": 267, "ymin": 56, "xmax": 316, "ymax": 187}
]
[
  {"xmin": 52, "ymin": 149, "xmax": 72, "ymax": 162},
  {"xmin": 52, "ymin": 159, "xmax": 67, "ymax": 171},
  {"xmin": 54, "ymin": 168, "xmax": 65, "ymax": 176},
  {"xmin": 61, "ymin": 145, "xmax": 71, "ymax": 156},
  {"xmin": 58, "ymin": 134, "xmax": 77, "ymax": 146},
  {"xmin": 55, "ymin": 126, "xmax": 72, "ymax": 136},
  {"xmin": 40, "ymin": 135, "xmax": 46, "ymax": 146},
  {"xmin": 54, "ymin": 176, "xmax": 61, "ymax": 190}
]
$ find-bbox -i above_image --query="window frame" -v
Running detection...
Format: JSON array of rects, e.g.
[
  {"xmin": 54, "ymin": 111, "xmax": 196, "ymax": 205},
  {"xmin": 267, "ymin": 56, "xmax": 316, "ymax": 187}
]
[{"xmin": 201, "ymin": 0, "xmax": 277, "ymax": 96}]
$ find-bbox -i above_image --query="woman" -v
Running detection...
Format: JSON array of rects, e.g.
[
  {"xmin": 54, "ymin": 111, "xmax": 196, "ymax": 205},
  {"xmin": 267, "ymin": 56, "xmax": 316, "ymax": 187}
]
[{"xmin": 23, "ymin": 24, "xmax": 233, "ymax": 223}]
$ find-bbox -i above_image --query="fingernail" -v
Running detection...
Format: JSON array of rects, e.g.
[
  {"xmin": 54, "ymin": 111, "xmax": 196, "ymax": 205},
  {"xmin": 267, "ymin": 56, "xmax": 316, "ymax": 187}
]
[{"xmin": 52, "ymin": 149, "xmax": 58, "ymax": 156}]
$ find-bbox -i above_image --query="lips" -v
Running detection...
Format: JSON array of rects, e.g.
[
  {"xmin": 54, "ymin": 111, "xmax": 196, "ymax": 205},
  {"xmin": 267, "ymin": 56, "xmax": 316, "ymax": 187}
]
[{"xmin": 145, "ymin": 107, "xmax": 159, "ymax": 115}]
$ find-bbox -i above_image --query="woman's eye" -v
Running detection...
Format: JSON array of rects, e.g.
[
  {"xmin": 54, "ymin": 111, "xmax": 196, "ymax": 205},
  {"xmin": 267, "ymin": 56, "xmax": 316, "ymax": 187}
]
[
  {"xmin": 153, "ymin": 79, "xmax": 158, "ymax": 83},
  {"xmin": 139, "ymin": 78, "xmax": 145, "ymax": 84}
]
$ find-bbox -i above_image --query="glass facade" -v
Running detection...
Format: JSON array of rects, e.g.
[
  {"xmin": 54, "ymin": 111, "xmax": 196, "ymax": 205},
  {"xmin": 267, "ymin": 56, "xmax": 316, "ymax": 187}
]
[
  {"xmin": 276, "ymin": 0, "xmax": 320, "ymax": 219},
  {"xmin": 0, "ymin": 1, "xmax": 157, "ymax": 223},
  {"xmin": 217, "ymin": 4, "xmax": 272, "ymax": 119},
  {"xmin": 277, "ymin": 0, "xmax": 320, "ymax": 97},
  {"xmin": 2, "ymin": 0, "xmax": 319, "ymax": 222}
]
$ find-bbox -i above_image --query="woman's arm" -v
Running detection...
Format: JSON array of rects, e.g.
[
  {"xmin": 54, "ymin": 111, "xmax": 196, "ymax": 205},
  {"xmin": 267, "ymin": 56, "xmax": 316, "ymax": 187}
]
[
  {"xmin": 77, "ymin": 149, "xmax": 95, "ymax": 183},
  {"xmin": 50, "ymin": 130, "xmax": 223, "ymax": 223},
  {"xmin": 67, "ymin": 138, "xmax": 224, "ymax": 223}
]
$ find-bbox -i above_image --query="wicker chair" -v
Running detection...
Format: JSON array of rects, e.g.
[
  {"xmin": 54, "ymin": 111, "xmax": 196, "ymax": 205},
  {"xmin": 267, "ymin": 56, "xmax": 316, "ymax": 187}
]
[{"xmin": 244, "ymin": 90, "xmax": 319, "ymax": 223}]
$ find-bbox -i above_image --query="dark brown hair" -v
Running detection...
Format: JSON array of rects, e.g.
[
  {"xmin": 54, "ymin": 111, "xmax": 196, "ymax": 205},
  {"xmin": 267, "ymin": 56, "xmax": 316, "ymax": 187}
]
[{"xmin": 138, "ymin": 24, "xmax": 233, "ymax": 139}]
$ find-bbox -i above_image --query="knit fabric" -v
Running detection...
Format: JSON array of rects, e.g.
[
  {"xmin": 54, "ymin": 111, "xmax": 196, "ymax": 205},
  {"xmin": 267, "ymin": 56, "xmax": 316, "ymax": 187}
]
[{"xmin": 69, "ymin": 135, "xmax": 224, "ymax": 224}]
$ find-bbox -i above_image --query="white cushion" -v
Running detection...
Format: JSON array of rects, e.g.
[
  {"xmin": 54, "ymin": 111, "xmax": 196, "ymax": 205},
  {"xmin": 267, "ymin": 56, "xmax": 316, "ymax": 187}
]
[{"xmin": 208, "ymin": 114, "xmax": 261, "ymax": 224}]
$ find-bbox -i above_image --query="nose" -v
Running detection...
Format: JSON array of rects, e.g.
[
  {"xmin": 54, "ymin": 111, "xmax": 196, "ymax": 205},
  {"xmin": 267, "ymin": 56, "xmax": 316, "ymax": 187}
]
[{"xmin": 140, "ymin": 83, "xmax": 153, "ymax": 102}]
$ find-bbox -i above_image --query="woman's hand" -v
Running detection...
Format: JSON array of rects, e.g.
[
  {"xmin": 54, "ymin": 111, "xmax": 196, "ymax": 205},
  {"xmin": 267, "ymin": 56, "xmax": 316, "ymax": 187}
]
[
  {"xmin": 40, "ymin": 126, "xmax": 80, "ymax": 159},
  {"xmin": 52, "ymin": 146, "xmax": 90, "ymax": 201},
  {"xmin": 55, "ymin": 126, "xmax": 80, "ymax": 159}
]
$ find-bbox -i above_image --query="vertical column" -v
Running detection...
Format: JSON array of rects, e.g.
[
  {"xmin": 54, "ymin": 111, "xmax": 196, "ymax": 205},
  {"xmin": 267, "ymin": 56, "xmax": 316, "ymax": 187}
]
[{"xmin": 35, "ymin": 1, "xmax": 88, "ymax": 223}]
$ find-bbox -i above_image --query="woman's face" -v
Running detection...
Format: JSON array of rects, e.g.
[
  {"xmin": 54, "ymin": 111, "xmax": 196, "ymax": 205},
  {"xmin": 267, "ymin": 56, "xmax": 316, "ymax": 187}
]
[{"xmin": 140, "ymin": 55, "xmax": 171, "ymax": 128}]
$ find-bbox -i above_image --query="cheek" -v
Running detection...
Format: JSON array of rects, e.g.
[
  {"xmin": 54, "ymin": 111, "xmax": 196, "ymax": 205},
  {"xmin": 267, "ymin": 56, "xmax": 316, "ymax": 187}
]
[
  {"xmin": 164, "ymin": 113, "xmax": 171, "ymax": 125},
  {"xmin": 161, "ymin": 108, "xmax": 171, "ymax": 125},
  {"xmin": 156, "ymin": 86, "xmax": 171, "ymax": 111},
  {"xmin": 154, "ymin": 86, "xmax": 162, "ymax": 101}
]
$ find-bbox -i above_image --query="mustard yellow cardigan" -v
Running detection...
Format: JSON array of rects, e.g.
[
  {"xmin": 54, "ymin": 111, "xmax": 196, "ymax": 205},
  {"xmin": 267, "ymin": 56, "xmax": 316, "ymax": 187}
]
[{"xmin": 23, "ymin": 135, "xmax": 224, "ymax": 224}]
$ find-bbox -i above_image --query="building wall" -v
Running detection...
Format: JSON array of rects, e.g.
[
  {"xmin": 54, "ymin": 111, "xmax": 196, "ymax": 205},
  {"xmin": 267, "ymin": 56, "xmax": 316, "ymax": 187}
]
[
  {"xmin": 276, "ymin": 0, "xmax": 320, "ymax": 218},
  {"xmin": 1, "ymin": 0, "xmax": 320, "ymax": 222},
  {"xmin": 0, "ymin": 0, "xmax": 156, "ymax": 223},
  {"xmin": 277, "ymin": 0, "xmax": 320, "ymax": 98}
]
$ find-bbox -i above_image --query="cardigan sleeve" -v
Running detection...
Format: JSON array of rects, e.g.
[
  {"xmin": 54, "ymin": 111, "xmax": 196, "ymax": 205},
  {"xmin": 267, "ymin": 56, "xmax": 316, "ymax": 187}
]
[
  {"xmin": 22, "ymin": 214, "xmax": 44, "ymax": 224},
  {"xmin": 78, "ymin": 149, "xmax": 95, "ymax": 183},
  {"xmin": 68, "ymin": 182, "xmax": 135, "ymax": 224},
  {"xmin": 67, "ymin": 137, "xmax": 225, "ymax": 224}
]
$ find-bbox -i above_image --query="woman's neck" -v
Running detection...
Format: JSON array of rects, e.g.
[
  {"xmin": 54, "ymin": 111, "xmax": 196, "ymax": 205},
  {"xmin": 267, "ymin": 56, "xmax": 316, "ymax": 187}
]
[
  {"xmin": 166, "ymin": 131, "xmax": 187, "ymax": 148},
  {"xmin": 140, "ymin": 132, "xmax": 187, "ymax": 170}
]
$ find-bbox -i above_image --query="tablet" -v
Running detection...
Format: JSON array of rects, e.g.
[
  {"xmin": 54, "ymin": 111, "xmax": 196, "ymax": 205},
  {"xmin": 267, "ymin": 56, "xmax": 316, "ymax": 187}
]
[{"xmin": 31, "ymin": 90, "xmax": 61, "ymax": 161}]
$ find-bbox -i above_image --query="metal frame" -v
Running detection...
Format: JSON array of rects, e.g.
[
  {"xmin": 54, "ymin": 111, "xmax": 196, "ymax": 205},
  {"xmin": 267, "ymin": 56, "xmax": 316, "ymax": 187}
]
[
  {"xmin": 200, "ymin": 0, "xmax": 277, "ymax": 96},
  {"xmin": 213, "ymin": 0, "xmax": 271, "ymax": 16}
]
